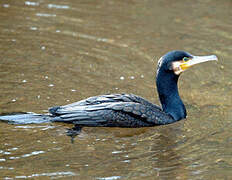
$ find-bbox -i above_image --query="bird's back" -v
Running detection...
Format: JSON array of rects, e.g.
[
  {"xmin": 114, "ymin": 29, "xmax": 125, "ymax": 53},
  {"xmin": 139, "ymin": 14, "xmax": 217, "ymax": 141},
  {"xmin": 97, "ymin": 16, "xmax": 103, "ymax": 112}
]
[{"xmin": 49, "ymin": 94, "xmax": 173, "ymax": 127}]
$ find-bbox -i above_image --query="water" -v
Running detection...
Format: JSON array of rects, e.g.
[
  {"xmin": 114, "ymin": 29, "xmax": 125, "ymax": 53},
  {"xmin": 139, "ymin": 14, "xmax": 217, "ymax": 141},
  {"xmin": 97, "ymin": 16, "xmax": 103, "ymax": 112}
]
[{"xmin": 0, "ymin": 0, "xmax": 231, "ymax": 179}]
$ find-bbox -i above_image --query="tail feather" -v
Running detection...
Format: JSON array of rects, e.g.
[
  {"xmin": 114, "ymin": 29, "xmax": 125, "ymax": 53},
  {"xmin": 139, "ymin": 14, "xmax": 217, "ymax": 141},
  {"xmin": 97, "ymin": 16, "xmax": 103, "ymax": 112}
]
[{"xmin": 0, "ymin": 113, "xmax": 53, "ymax": 124}]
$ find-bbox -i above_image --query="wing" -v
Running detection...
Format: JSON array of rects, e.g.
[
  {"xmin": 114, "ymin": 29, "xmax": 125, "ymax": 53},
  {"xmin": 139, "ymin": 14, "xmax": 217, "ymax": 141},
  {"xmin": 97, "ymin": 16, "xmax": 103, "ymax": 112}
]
[
  {"xmin": 106, "ymin": 102, "xmax": 174, "ymax": 126},
  {"xmin": 50, "ymin": 101, "xmax": 174, "ymax": 127},
  {"xmin": 49, "ymin": 93, "xmax": 161, "ymax": 115}
]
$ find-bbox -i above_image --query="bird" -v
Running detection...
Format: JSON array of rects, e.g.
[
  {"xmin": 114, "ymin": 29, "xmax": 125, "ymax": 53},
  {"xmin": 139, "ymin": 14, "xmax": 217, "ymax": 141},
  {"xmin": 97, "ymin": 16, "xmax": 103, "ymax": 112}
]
[{"xmin": 0, "ymin": 50, "xmax": 218, "ymax": 128}]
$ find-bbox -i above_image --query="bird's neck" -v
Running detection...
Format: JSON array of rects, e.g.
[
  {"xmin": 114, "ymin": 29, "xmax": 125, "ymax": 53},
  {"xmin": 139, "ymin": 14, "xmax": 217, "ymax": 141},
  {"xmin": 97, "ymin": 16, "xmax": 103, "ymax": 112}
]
[{"xmin": 156, "ymin": 71, "xmax": 186, "ymax": 121}]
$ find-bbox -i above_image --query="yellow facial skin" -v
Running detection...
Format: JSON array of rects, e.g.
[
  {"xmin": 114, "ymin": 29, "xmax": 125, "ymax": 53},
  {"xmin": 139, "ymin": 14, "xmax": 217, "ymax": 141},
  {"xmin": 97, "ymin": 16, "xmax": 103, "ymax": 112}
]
[{"xmin": 180, "ymin": 60, "xmax": 192, "ymax": 71}]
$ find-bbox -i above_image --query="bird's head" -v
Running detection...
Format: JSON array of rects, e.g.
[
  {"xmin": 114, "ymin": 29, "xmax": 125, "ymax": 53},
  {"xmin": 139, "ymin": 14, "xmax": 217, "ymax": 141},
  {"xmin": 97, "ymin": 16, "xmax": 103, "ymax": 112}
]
[
  {"xmin": 157, "ymin": 50, "xmax": 218, "ymax": 76},
  {"xmin": 156, "ymin": 50, "xmax": 218, "ymax": 121}
]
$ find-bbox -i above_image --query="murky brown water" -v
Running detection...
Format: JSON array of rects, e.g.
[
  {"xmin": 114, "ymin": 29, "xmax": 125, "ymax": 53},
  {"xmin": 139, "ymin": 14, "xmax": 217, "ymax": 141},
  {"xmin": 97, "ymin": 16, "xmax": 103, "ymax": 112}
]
[{"xmin": 0, "ymin": 0, "xmax": 231, "ymax": 179}]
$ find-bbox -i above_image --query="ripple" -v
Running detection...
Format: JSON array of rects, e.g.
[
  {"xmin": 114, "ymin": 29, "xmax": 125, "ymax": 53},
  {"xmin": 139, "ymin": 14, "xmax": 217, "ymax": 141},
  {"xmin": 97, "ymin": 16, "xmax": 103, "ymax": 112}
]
[
  {"xmin": 47, "ymin": 4, "xmax": 70, "ymax": 9},
  {"xmin": 14, "ymin": 171, "xmax": 76, "ymax": 178},
  {"xmin": 36, "ymin": 13, "xmax": 56, "ymax": 17},
  {"xmin": 96, "ymin": 176, "xmax": 121, "ymax": 180},
  {"xmin": 25, "ymin": 1, "xmax": 39, "ymax": 6},
  {"xmin": 2, "ymin": 4, "xmax": 10, "ymax": 8},
  {"xmin": 15, "ymin": 125, "xmax": 55, "ymax": 129},
  {"xmin": 21, "ymin": 151, "xmax": 45, "ymax": 158},
  {"xmin": 111, "ymin": 151, "xmax": 122, "ymax": 154}
]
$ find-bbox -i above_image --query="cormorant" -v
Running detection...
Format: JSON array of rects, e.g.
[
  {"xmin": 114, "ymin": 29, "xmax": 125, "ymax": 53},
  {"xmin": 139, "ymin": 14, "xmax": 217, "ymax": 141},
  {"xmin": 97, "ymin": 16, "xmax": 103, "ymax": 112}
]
[{"xmin": 0, "ymin": 51, "xmax": 218, "ymax": 127}]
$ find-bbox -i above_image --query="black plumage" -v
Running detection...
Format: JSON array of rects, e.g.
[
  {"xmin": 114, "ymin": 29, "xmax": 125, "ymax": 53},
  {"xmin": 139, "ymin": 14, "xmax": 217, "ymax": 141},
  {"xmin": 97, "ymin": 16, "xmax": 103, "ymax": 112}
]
[
  {"xmin": 49, "ymin": 94, "xmax": 173, "ymax": 127},
  {"xmin": 0, "ymin": 50, "xmax": 217, "ymax": 127}
]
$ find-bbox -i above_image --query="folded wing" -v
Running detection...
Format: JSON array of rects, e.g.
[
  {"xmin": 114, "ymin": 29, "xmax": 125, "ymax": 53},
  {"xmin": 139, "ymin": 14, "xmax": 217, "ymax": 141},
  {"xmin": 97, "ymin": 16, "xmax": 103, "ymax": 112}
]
[{"xmin": 49, "ymin": 94, "xmax": 173, "ymax": 127}]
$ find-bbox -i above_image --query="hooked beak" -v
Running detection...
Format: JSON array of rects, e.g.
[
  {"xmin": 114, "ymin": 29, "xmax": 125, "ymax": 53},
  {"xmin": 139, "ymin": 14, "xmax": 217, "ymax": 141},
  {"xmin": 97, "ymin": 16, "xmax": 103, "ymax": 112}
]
[{"xmin": 173, "ymin": 55, "xmax": 218, "ymax": 75}]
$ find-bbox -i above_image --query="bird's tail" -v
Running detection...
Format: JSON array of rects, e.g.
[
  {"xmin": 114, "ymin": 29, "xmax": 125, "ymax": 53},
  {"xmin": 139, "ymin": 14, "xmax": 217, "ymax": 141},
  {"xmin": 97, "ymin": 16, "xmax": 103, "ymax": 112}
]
[{"xmin": 0, "ymin": 113, "xmax": 54, "ymax": 124}]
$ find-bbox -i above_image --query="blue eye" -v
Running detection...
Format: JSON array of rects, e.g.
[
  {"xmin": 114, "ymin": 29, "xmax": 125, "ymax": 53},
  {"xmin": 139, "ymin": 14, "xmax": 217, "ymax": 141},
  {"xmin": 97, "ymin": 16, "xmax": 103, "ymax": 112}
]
[{"xmin": 183, "ymin": 57, "xmax": 189, "ymax": 61}]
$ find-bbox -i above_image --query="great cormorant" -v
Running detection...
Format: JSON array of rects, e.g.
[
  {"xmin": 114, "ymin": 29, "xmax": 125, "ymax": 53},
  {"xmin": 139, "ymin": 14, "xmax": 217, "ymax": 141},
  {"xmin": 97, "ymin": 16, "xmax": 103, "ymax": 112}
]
[{"xmin": 0, "ymin": 51, "xmax": 218, "ymax": 127}]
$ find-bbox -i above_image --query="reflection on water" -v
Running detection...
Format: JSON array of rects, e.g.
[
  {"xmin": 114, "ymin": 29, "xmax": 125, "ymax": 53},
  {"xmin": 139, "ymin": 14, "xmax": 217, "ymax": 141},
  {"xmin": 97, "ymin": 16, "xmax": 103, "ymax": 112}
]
[{"xmin": 0, "ymin": 0, "xmax": 232, "ymax": 179}]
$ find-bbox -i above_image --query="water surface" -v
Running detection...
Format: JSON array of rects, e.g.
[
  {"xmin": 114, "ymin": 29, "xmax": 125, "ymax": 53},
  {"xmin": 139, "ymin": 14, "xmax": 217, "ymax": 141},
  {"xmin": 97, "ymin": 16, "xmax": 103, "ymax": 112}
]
[{"xmin": 0, "ymin": 0, "xmax": 231, "ymax": 179}]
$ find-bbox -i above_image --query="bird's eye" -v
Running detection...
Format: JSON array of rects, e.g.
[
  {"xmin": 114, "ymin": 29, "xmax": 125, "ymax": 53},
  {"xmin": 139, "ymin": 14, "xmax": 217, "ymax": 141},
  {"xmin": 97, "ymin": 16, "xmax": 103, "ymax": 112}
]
[{"xmin": 183, "ymin": 57, "xmax": 189, "ymax": 62}]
